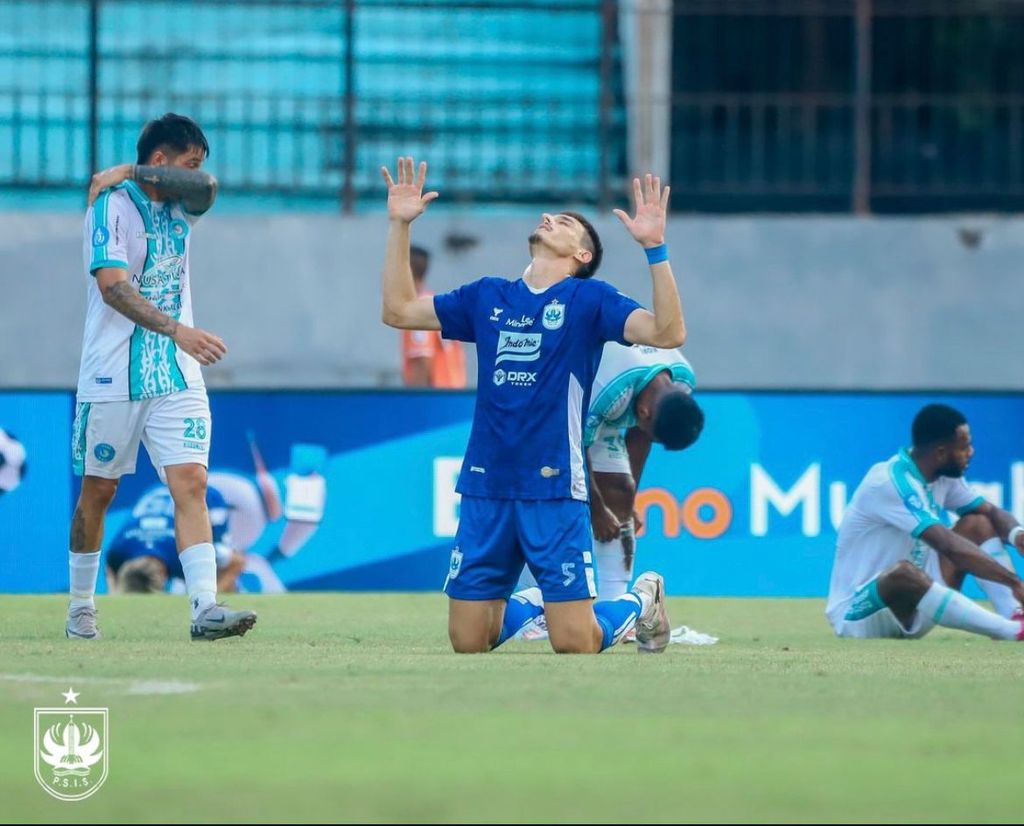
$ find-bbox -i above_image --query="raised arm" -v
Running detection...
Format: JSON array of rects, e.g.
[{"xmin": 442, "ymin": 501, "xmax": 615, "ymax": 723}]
[
  {"xmin": 380, "ymin": 157, "xmax": 442, "ymax": 331},
  {"xmin": 614, "ymin": 175, "xmax": 685, "ymax": 349},
  {"xmin": 88, "ymin": 163, "xmax": 218, "ymax": 215}
]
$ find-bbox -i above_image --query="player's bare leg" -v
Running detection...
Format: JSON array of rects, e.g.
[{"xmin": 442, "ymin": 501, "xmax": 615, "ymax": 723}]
[
  {"xmin": 448, "ymin": 598, "xmax": 506, "ymax": 653},
  {"xmin": 940, "ymin": 512, "xmax": 1022, "ymax": 617},
  {"xmin": 874, "ymin": 560, "xmax": 1023, "ymax": 639},
  {"xmin": 166, "ymin": 463, "xmax": 256, "ymax": 641},
  {"xmin": 66, "ymin": 475, "xmax": 119, "ymax": 639}
]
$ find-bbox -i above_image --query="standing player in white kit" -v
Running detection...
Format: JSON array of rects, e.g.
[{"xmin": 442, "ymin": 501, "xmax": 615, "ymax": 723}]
[{"xmin": 67, "ymin": 113, "xmax": 256, "ymax": 641}]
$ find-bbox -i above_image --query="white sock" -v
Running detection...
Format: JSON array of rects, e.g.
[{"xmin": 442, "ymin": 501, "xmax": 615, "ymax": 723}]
[
  {"xmin": 595, "ymin": 537, "xmax": 630, "ymax": 601},
  {"xmin": 918, "ymin": 582, "xmax": 1020, "ymax": 640},
  {"xmin": 180, "ymin": 543, "xmax": 217, "ymax": 620},
  {"xmin": 976, "ymin": 538, "xmax": 1022, "ymax": 618},
  {"xmin": 69, "ymin": 551, "xmax": 100, "ymax": 610}
]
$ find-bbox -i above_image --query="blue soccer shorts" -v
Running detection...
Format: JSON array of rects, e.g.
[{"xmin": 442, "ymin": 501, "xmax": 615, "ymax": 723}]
[{"xmin": 443, "ymin": 495, "xmax": 597, "ymax": 603}]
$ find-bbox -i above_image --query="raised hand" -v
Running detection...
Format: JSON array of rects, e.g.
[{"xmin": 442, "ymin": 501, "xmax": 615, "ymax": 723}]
[
  {"xmin": 381, "ymin": 157, "xmax": 439, "ymax": 224},
  {"xmin": 612, "ymin": 173, "xmax": 670, "ymax": 249}
]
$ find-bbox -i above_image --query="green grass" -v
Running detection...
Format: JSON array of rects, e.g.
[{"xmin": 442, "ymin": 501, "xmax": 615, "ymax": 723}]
[{"xmin": 2, "ymin": 594, "xmax": 1023, "ymax": 824}]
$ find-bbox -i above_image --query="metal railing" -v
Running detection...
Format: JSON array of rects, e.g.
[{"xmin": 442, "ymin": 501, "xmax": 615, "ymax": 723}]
[
  {"xmin": 0, "ymin": 0, "xmax": 624, "ymax": 209},
  {"xmin": 2, "ymin": 0, "xmax": 1023, "ymax": 212},
  {"xmin": 669, "ymin": 0, "xmax": 1024, "ymax": 212}
]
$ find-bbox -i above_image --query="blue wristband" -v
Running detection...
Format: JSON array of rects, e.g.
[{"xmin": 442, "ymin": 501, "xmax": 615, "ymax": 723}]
[{"xmin": 644, "ymin": 243, "xmax": 669, "ymax": 265}]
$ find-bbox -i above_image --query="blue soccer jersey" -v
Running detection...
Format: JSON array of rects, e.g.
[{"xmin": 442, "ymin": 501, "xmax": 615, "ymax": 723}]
[{"xmin": 434, "ymin": 276, "xmax": 642, "ymax": 501}]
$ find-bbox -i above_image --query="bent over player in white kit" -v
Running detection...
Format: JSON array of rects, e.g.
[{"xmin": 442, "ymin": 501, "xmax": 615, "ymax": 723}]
[
  {"xmin": 827, "ymin": 403, "xmax": 1024, "ymax": 641},
  {"xmin": 67, "ymin": 113, "xmax": 256, "ymax": 641},
  {"xmin": 585, "ymin": 343, "xmax": 701, "ymax": 601}
]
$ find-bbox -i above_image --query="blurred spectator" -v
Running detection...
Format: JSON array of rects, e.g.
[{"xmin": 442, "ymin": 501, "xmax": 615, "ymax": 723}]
[{"xmin": 401, "ymin": 246, "xmax": 466, "ymax": 388}]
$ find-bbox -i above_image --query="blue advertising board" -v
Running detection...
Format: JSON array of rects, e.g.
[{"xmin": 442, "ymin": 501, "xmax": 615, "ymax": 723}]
[{"xmin": 1, "ymin": 390, "xmax": 1022, "ymax": 597}]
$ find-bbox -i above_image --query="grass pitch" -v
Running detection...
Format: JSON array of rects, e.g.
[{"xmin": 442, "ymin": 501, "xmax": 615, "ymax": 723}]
[{"xmin": 2, "ymin": 594, "xmax": 1023, "ymax": 824}]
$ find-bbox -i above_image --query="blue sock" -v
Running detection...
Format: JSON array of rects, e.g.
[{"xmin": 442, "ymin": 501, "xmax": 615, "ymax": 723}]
[
  {"xmin": 493, "ymin": 587, "xmax": 544, "ymax": 648},
  {"xmin": 593, "ymin": 593, "xmax": 642, "ymax": 651}
]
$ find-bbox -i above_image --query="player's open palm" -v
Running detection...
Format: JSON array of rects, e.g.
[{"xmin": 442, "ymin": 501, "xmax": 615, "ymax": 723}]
[
  {"xmin": 613, "ymin": 174, "xmax": 670, "ymax": 248},
  {"xmin": 381, "ymin": 157, "xmax": 439, "ymax": 223}
]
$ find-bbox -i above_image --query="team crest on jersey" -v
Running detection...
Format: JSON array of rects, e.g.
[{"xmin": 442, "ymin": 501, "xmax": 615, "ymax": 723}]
[
  {"xmin": 448, "ymin": 546, "xmax": 463, "ymax": 580},
  {"xmin": 92, "ymin": 227, "xmax": 109, "ymax": 247},
  {"xmin": 542, "ymin": 300, "xmax": 564, "ymax": 330},
  {"xmin": 903, "ymin": 492, "xmax": 925, "ymax": 512}
]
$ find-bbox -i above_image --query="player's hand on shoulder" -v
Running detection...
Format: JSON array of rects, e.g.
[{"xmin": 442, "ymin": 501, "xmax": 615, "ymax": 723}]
[
  {"xmin": 174, "ymin": 324, "xmax": 227, "ymax": 366},
  {"xmin": 381, "ymin": 157, "xmax": 439, "ymax": 223},
  {"xmin": 88, "ymin": 163, "xmax": 134, "ymax": 206}
]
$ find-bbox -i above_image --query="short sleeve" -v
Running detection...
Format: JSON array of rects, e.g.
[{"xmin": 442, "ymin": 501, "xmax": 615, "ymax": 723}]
[
  {"xmin": 879, "ymin": 464, "xmax": 942, "ymax": 538},
  {"xmin": 671, "ymin": 355, "xmax": 696, "ymax": 391},
  {"xmin": 87, "ymin": 190, "xmax": 131, "ymax": 274},
  {"xmin": 433, "ymin": 279, "xmax": 484, "ymax": 343},
  {"xmin": 592, "ymin": 280, "xmax": 643, "ymax": 345},
  {"xmin": 942, "ymin": 477, "xmax": 986, "ymax": 516}
]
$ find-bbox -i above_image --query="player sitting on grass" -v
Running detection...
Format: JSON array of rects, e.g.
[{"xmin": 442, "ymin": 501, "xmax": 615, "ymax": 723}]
[{"xmin": 828, "ymin": 403, "xmax": 1024, "ymax": 640}]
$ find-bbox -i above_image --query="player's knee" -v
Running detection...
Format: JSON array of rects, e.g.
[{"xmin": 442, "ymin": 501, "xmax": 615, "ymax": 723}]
[
  {"xmin": 448, "ymin": 624, "xmax": 494, "ymax": 654},
  {"xmin": 167, "ymin": 465, "xmax": 208, "ymax": 505},
  {"xmin": 548, "ymin": 626, "xmax": 601, "ymax": 655},
  {"xmin": 954, "ymin": 512, "xmax": 997, "ymax": 543},
  {"xmin": 80, "ymin": 476, "xmax": 119, "ymax": 510},
  {"xmin": 886, "ymin": 561, "xmax": 932, "ymax": 591}
]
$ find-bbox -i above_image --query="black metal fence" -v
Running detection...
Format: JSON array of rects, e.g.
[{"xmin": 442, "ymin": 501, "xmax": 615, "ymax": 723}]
[
  {"xmin": 671, "ymin": 0, "xmax": 1024, "ymax": 212},
  {"xmin": 2, "ymin": 0, "xmax": 1022, "ymax": 212}
]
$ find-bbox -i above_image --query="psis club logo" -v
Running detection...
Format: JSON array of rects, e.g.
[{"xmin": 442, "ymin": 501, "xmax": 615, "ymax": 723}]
[{"xmin": 34, "ymin": 688, "xmax": 109, "ymax": 801}]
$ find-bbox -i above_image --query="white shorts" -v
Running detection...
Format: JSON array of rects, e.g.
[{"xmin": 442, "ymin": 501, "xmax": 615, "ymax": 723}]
[
  {"xmin": 587, "ymin": 425, "xmax": 630, "ymax": 474},
  {"xmin": 72, "ymin": 387, "xmax": 211, "ymax": 479},
  {"xmin": 829, "ymin": 576, "xmax": 935, "ymax": 639}
]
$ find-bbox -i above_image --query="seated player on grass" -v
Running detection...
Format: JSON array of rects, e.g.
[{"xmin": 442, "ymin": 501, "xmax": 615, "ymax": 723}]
[{"xmin": 827, "ymin": 403, "xmax": 1024, "ymax": 640}]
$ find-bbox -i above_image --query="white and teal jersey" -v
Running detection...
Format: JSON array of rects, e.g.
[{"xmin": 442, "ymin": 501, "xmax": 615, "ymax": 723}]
[
  {"xmin": 583, "ymin": 343, "xmax": 695, "ymax": 447},
  {"xmin": 826, "ymin": 448, "xmax": 986, "ymax": 624},
  {"xmin": 77, "ymin": 180, "xmax": 204, "ymax": 402}
]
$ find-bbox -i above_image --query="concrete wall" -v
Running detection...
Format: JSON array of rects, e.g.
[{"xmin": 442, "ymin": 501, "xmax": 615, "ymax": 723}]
[{"xmin": 2, "ymin": 211, "xmax": 1021, "ymax": 389}]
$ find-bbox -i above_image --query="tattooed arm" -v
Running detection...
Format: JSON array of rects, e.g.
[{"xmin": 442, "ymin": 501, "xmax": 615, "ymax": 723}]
[
  {"xmin": 95, "ymin": 268, "xmax": 227, "ymax": 365},
  {"xmin": 88, "ymin": 164, "xmax": 219, "ymax": 215}
]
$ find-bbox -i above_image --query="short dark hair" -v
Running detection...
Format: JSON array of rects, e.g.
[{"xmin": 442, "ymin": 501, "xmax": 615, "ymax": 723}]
[
  {"xmin": 118, "ymin": 556, "xmax": 167, "ymax": 594},
  {"xmin": 136, "ymin": 113, "xmax": 210, "ymax": 165},
  {"xmin": 653, "ymin": 391, "xmax": 704, "ymax": 451},
  {"xmin": 563, "ymin": 211, "xmax": 603, "ymax": 279},
  {"xmin": 912, "ymin": 403, "xmax": 967, "ymax": 449}
]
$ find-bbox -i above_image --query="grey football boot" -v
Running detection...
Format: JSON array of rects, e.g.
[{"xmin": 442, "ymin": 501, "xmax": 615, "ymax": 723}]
[{"xmin": 190, "ymin": 603, "xmax": 257, "ymax": 641}]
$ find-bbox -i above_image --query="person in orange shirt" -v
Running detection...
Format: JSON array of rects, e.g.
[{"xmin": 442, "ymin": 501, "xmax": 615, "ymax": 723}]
[{"xmin": 401, "ymin": 245, "xmax": 467, "ymax": 388}]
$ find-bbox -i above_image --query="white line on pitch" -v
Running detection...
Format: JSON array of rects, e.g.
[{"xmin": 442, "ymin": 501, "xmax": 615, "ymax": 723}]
[{"xmin": 0, "ymin": 673, "xmax": 201, "ymax": 695}]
